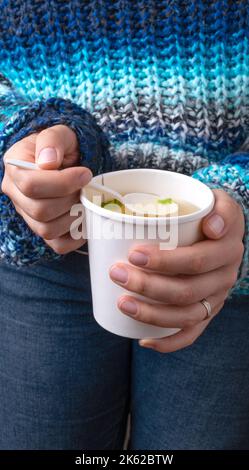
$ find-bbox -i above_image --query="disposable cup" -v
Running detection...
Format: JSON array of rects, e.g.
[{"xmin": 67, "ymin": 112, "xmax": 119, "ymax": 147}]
[{"xmin": 81, "ymin": 169, "xmax": 214, "ymax": 339}]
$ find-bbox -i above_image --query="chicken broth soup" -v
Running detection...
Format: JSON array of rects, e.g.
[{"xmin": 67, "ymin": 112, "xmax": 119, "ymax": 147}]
[{"xmin": 101, "ymin": 197, "xmax": 199, "ymax": 217}]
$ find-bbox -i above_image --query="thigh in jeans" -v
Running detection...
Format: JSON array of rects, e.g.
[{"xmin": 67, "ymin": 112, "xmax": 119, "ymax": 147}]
[
  {"xmin": 0, "ymin": 253, "xmax": 131, "ymax": 450},
  {"xmin": 131, "ymin": 296, "xmax": 249, "ymax": 450}
]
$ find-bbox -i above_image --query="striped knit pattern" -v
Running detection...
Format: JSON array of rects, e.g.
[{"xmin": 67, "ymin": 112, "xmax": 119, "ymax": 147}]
[{"xmin": 0, "ymin": 0, "xmax": 248, "ymax": 295}]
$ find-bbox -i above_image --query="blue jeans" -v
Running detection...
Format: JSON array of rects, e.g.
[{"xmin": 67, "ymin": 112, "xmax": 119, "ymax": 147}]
[{"xmin": 0, "ymin": 253, "xmax": 248, "ymax": 450}]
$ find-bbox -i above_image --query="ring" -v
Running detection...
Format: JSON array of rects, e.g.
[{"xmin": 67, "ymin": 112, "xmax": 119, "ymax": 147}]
[{"xmin": 200, "ymin": 299, "xmax": 212, "ymax": 319}]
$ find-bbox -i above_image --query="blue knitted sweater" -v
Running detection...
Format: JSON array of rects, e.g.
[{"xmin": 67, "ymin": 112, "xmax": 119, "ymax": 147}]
[{"xmin": 0, "ymin": 0, "xmax": 248, "ymax": 295}]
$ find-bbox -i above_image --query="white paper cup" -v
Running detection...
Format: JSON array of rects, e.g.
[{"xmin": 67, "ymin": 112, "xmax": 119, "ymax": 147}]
[{"xmin": 81, "ymin": 169, "xmax": 214, "ymax": 339}]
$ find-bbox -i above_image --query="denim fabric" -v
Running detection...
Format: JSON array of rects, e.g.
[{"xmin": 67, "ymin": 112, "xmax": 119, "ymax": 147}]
[
  {"xmin": 131, "ymin": 295, "xmax": 249, "ymax": 450},
  {"xmin": 0, "ymin": 253, "xmax": 248, "ymax": 450},
  {"xmin": 0, "ymin": 253, "xmax": 131, "ymax": 450}
]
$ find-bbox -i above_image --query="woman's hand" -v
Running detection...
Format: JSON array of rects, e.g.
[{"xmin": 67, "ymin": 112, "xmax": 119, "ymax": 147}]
[
  {"xmin": 110, "ymin": 190, "xmax": 245, "ymax": 353},
  {"xmin": 2, "ymin": 125, "xmax": 92, "ymax": 254}
]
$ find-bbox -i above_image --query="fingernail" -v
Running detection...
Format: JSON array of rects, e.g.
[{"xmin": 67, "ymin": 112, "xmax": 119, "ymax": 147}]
[
  {"xmin": 129, "ymin": 251, "xmax": 149, "ymax": 266},
  {"xmin": 38, "ymin": 147, "xmax": 57, "ymax": 164},
  {"xmin": 207, "ymin": 214, "xmax": 225, "ymax": 235},
  {"xmin": 80, "ymin": 170, "xmax": 92, "ymax": 186},
  {"xmin": 119, "ymin": 300, "xmax": 137, "ymax": 316},
  {"xmin": 110, "ymin": 266, "xmax": 128, "ymax": 284},
  {"xmin": 139, "ymin": 340, "xmax": 154, "ymax": 349}
]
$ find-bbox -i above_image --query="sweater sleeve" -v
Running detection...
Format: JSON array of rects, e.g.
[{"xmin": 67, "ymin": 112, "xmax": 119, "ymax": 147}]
[
  {"xmin": 0, "ymin": 80, "xmax": 112, "ymax": 267},
  {"xmin": 192, "ymin": 153, "xmax": 249, "ymax": 295}
]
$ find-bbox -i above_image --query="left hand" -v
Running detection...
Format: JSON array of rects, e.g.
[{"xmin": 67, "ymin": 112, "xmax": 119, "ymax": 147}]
[{"xmin": 109, "ymin": 189, "xmax": 245, "ymax": 353}]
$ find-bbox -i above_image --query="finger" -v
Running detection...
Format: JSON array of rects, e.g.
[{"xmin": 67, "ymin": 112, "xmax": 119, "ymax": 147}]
[
  {"xmin": 35, "ymin": 125, "xmax": 79, "ymax": 169},
  {"xmin": 12, "ymin": 165, "xmax": 92, "ymax": 199},
  {"xmin": 44, "ymin": 234, "xmax": 87, "ymax": 255},
  {"xmin": 128, "ymin": 236, "xmax": 242, "ymax": 274},
  {"xmin": 118, "ymin": 293, "xmax": 225, "ymax": 328},
  {"xmin": 15, "ymin": 205, "xmax": 81, "ymax": 240},
  {"xmin": 6, "ymin": 180, "xmax": 80, "ymax": 222},
  {"xmin": 202, "ymin": 189, "xmax": 244, "ymax": 240},
  {"xmin": 109, "ymin": 263, "xmax": 236, "ymax": 305},
  {"xmin": 139, "ymin": 318, "xmax": 212, "ymax": 353},
  {"xmin": 139, "ymin": 316, "xmax": 215, "ymax": 353}
]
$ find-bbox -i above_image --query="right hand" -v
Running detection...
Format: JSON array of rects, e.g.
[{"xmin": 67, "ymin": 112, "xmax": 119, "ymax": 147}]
[{"xmin": 1, "ymin": 125, "xmax": 92, "ymax": 254}]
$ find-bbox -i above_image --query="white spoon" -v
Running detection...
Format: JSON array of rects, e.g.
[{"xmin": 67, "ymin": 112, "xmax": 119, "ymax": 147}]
[
  {"xmin": 5, "ymin": 158, "xmax": 178, "ymax": 216},
  {"xmin": 84, "ymin": 182, "xmax": 178, "ymax": 216},
  {"xmin": 6, "ymin": 158, "xmax": 38, "ymax": 170}
]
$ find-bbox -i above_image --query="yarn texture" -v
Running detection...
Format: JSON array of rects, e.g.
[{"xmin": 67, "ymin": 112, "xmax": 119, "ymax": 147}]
[{"xmin": 0, "ymin": 0, "xmax": 248, "ymax": 295}]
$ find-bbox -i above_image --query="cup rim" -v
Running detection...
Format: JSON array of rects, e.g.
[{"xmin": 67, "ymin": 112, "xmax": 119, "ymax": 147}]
[{"xmin": 81, "ymin": 169, "xmax": 215, "ymax": 225}]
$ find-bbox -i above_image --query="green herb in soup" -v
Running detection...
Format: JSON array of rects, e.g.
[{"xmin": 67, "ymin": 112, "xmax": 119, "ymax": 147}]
[
  {"xmin": 101, "ymin": 199, "xmax": 125, "ymax": 213},
  {"xmin": 157, "ymin": 198, "xmax": 173, "ymax": 204}
]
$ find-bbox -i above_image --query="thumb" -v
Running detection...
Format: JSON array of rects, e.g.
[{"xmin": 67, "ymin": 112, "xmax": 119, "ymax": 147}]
[
  {"xmin": 35, "ymin": 125, "xmax": 78, "ymax": 170},
  {"xmin": 202, "ymin": 189, "xmax": 239, "ymax": 240}
]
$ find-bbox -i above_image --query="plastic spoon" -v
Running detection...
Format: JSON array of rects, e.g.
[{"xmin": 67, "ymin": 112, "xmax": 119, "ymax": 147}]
[
  {"xmin": 86, "ymin": 181, "xmax": 178, "ymax": 216},
  {"xmin": 6, "ymin": 159, "xmax": 38, "ymax": 170},
  {"xmin": 5, "ymin": 159, "xmax": 178, "ymax": 216}
]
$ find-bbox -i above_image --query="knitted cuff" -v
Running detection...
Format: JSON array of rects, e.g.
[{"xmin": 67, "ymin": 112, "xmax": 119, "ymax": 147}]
[
  {"xmin": 192, "ymin": 161, "xmax": 249, "ymax": 295},
  {"xmin": 0, "ymin": 97, "xmax": 112, "ymax": 176},
  {"xmin": 0, "ymin": 97, "xmax": 111, "ymax": 267}
]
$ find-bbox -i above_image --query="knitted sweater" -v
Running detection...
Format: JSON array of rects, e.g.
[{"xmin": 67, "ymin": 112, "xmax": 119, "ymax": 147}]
[{"xmin": 0, "ymin": 0, "xmax": 248, "ymax": 295}]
